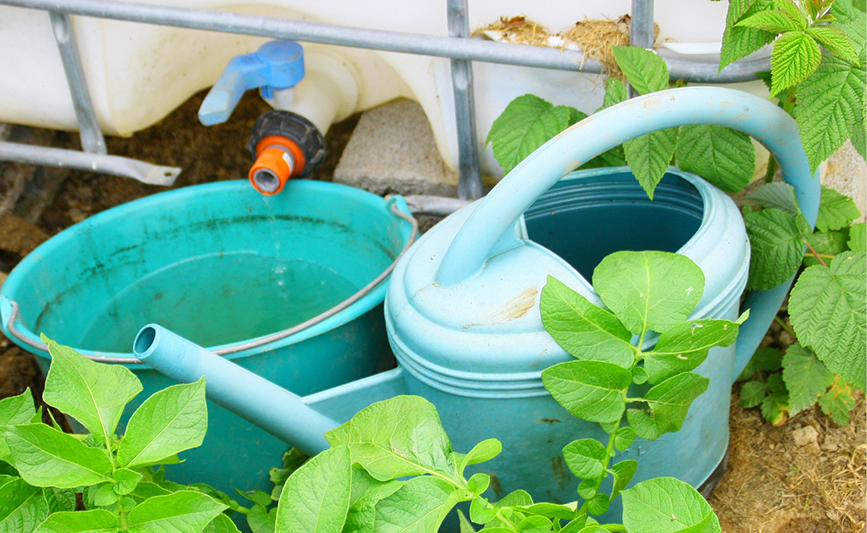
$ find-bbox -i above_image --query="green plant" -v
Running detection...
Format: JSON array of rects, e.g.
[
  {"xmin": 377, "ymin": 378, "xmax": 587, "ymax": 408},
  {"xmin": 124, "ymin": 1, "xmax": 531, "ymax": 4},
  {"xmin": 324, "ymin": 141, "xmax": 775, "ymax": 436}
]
[
  {"xmin": 0, "ymin": 336, "xmax": 251, "ymax": 533},
  {"xmin": 263, "ymin": 251, "xmax": 738, "ymax": 532},
  {"xmin": 737, "ymin": 181, "xmax": 865, "ymax": 424}
]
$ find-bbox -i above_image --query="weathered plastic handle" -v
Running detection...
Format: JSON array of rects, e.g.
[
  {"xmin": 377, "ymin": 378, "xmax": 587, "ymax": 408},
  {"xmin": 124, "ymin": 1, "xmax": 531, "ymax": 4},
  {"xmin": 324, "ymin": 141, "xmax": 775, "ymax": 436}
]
[{"xmin": 436, "ymin": 87, "xmax": 821, "ymax": 378}]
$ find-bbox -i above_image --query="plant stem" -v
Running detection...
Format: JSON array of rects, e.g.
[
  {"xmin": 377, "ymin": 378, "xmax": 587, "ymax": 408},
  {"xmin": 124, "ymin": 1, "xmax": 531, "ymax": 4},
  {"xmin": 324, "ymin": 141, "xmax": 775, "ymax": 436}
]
[
  {"xmin": 764, "ymin": 156, "xmax": 778, "ymax": 184},
  {"xmin": 602, "ymin": 526, "xmax": 627, "ymax": 532},
  {"xmin": 801, "ymin": 237, "xmax": 829, "ymax": 268},
  {"xmin": 118, "ymin": 505, "xmax": 129, "ymax": 530},
  {"xmin": 774, "ymin": 316, "xmax": 796, "ymax": 338}
]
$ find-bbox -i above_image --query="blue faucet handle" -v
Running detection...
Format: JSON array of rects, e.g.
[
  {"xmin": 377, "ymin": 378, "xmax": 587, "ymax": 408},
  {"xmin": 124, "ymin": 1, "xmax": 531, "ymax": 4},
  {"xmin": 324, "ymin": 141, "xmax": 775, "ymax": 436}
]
[{"xmin": 199, "ymin": 41, "xmax": 305, "ymax": 126}]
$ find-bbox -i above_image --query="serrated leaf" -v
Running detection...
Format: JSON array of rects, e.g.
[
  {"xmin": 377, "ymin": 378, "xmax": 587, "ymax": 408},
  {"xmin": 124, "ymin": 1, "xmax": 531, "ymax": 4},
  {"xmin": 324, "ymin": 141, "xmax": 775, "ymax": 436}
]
[
  {"xmin": 373, "ymin": 476, "xmax": 463, "ymax": 533},
  {"xmin": 614, "ymin": 427, "xmax": 636, "ymax": 452},
  {"xmin": 760, "ymin": 375, "xmax": 790, "ymax": 425},
  {"xmin": 612, "ymin": 47, "xmax": 670, "ymax": 95},
  {"xmin": 795, "ymin": 55, "xmax": 866, "ymax": 173},
  {"xmin": 816, "ymin": 185, "xmax": 862, "ymax": 232},
  {"xmin": 803, "ymin": 228, "xmax": 850, "ymax": 267},
  {"xmin": 737, "ymin": 10, "xmax": 804, "ymax": 32},
  {"xmin": 610, "ymin": 460, "xmax": 638, "ymax": 500},
  {"xmin": 562, "ymin": 439, "xmax": 607, "ymax": 479},
  {"xmin": 745, "ymin": 209, "xmax": 804, "ymax": 290},
  {"xmin": 621, "ymin": 477, "xmax": 720, "ymax": 533},
  {"xmin": 748, "ymin": 183, "xmax": 800, "ymax": 216},
  {"xmin": 675, "ymin": 125, "xmax": 755, "ymax": 193},
  {"xmin": 326, "ymin": 396, "xmax": 456, "ymax": 482},
  {"xmin": 204, "ymin": 513, "xmax": 243, "ymax": 533},
  {"xmin": 770, "ymin": 31, "xmax": 822, "ymax": 95},
  {"xmin": 0, "ymin": 477, "xmax": 49, "ymax": 533},
  {"xmin": 790, "ymin": 252, "xmax": 866, "ymax": 390},
  {"xmin": 127, "ymin": 490, "xmax": 227, "ymax": 533},
  {"xmin": 541, "ymin": 277, "xmax": 635, "ymax": 368},
  {"xmin": 721, "ymin": 0, "xmax": 777, "ymax": 70},
  {"xmin": 626, "ymin": 373, "xmax": 709, "ymax": 440},
  {"xmin": 849, "ymin": 223, "xmax": 866, "ymax": 252},
  {"xmin": 3, "ymin": 424, "xmax": 113, "ymax": 488},
  {"xmin": 739, "ymin": 381, "xmax": 769, "ymax": 408},
  {"xmin": 851, "ymin": 116, "xmax": 867, "ymax": 159},
  {"xmin": 807, "ymin": 26, "xmax": 859, "ymax": 62},
  {"xmin": 274, "ymin": 446, "xmax": 351, "ymax": 533},
  {"xmin": 644, "ymin": 318, "xmax": 741, "ymax": 384},
  {"xmin": 818, "ymin": 380, "xmax": 856, "ymax": 424},
  {"xmin": 459, "ymin": 439, "xmax": 502, "ymax": 475},
  {"xmin": 774, "ymin": 0, "xmax": 809, "ymax": 24},
  {"xmin": 33, "ymin": 509, "xmax": 120, "ymax": 533},
  {"xmin": 624, "ymin": 129, "xmax": 679, "ymax": 200},
  {"xmin": 782, "ymin": 343, "xmax": 834, "ymax": 415},
  {"xmin": 487, "ymin": 95, "xmax": 584, "ymax": 174},
  {"xmin": 117, "ymin": 378, "xmax": 207, "ymax": 469},
  {"xmin": 41, "ymin": 337, "xmax": 142, "ymax": 446},
  {"xmin": 755, "ymin": 347, "xmax": 785, "ymax": 372},
  {"xmin": 601, "ymin": 78, "xmax": 628, "ymax": 109},
  {"xmin": 542, "ymin": 361, "xmax": 632, "ymax": 424},
  {"xmin": 832, "ymin": 0, "xmax": 867, "ymax": 55},
  {"xmin": 593, "ymin": 251, "xmax": 705, "ymax": 336}
]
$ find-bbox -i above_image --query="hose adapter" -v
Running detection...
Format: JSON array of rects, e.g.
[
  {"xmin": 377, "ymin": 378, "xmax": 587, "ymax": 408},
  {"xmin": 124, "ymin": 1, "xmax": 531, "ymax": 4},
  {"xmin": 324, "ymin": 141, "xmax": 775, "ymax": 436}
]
[{"xmin": 246, "ymin": 110, "xmax": 326, "ymax": 195}]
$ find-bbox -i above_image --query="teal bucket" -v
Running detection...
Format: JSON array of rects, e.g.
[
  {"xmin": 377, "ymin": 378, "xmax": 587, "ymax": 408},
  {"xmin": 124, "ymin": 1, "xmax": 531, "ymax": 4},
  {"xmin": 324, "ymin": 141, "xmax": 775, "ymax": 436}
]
[{"xmin": 0, "ymin": 179, "xmax": 414, "ymax": 496}]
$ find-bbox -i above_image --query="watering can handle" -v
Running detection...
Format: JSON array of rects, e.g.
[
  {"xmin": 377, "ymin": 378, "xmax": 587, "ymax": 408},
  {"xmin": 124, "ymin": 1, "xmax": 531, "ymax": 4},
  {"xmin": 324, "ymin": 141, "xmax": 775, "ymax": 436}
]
[{"xmin": 436, "ymin": 87, "xmax": 821, "ymax": 380}]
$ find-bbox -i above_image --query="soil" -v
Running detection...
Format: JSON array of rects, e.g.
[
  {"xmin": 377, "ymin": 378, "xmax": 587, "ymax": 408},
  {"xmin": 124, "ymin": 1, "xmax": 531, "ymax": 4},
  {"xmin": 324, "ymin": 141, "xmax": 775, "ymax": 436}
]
[{"xmin": 0, "ymin": 91, "xmax": 864, "ymax": 532}]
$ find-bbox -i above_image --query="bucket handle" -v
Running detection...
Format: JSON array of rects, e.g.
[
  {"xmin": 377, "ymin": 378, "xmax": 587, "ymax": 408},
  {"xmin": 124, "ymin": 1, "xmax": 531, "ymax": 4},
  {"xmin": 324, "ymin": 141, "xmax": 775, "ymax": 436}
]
[
  {"xmin": 436, "ymin": 87, "xmax": 820, "ymax": 380},
  {"xmin": 3, "ymin": 200, "xmax": 418, "ymax": 363}
]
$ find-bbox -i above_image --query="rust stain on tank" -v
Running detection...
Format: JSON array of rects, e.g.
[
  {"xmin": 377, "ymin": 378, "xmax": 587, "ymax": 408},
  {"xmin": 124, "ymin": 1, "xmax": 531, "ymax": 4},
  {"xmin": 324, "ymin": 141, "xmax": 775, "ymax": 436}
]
[{"xmin": 488, "ymin": 287, "xmax": 538, "ymax": 323}]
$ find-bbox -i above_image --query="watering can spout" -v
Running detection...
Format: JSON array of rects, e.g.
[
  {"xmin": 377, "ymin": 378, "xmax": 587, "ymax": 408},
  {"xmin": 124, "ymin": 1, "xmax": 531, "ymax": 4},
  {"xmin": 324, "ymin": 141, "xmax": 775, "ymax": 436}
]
[{"xmin": 133, "ymin": 324, "xmax": 337, "ymax": 456}]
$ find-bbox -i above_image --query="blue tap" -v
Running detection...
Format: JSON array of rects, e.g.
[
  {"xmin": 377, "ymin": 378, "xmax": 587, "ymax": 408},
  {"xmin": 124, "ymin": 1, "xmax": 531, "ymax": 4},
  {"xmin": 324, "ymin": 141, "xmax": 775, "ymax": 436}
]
[{"xmin": 199, "ymin": 40, "xmax": 305, "ymax": 126}]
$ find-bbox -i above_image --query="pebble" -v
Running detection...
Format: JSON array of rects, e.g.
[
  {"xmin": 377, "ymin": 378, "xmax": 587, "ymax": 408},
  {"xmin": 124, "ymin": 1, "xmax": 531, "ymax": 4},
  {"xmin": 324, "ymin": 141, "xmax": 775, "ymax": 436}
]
[
  {"xmin": 779, "ymin": 330, "xmax": 796, "ymax": 346},
  {"xmin": 792, "ymin": 425, "xmax": 819, "ymax": 447}
]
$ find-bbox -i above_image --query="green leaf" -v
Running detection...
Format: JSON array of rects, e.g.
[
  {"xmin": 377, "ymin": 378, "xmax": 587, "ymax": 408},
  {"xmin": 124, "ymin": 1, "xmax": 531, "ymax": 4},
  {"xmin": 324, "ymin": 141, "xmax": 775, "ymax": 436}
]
[
  {"xmin": 467, "ymin": 474, "xmax": 490, "ymax": 497},
  {"xmin": 514, "ymin": 503, "xmax": 576, "ymax": 520},
  {"xmin": 774, "ymin": 0, "xmax": 810, "ymax": 26},
  {"xmin": 675, "ymin": 125, "xmax": 755, "ymax": 193},
  {"xmin": 803, "ymin": 228, "xmax": 850, "ymax": 267},
  {"xmin": 274, "ymin": 445, "xmax": 351, "ymax": 533},
  {"xmin": 745, "ymin": 208, "xmax": 804, "ymax": 290},
  {"xmin": 93, "ymin": 482, "xmax": 120, "ymax": 506},
  {"xmin": 615, "ymin": 427, "xmax": 637, "ymax": 452},
  {"xmin": 760, "ymin": 374, "xmax": 790, "ymax": 424},
  {"xmin": 458, "ymin": 510, "xmax": 477, "ymax": 533},
  {"xmin": 372, "ymin": 476, "xmax": 464, "ymax": 533},
  {"xmin": 644, "ymin": 318, "xmax": 742, "ymax": 384},
  {"xmin": 610, "ymin": 460, "xmax": 638, "ymax": 500},
  {"xmin": 770, "ymin": 31, "xmax": 822, "ymax": 95},
  {"xmin": 754, "ymin": 347, "xmax": 785, "ymax": 372},
  {"xmin": 459, "ymin": 439, "xmax": 502, "ymax": 475},
  {"xmin": 576, "ymin": 478, "xmax": 600, "ymax": 500},
  {"xmin": 326, "ymin": 396, "xmax": 456, "ymax": 482},
  {"xmin": 113, "ymin": 468, "xmax": 144, "ymax": 495},
  {"xmin": 818, "ymin": 381, "xmax": 856, "ymax": 424},
  {"xmin": 626, "ymin": 373, "xmax": 709, "ymax": 440},
  {"xmin": 0, "ymin": 477, "xmax": 49, "ymax": 533},
  {"xmin": 601, "ymin": 78, "xmax": 628, "ymax": 109},
  {"xmin": 542, "ymin": 361, "xmax": 633, "ymax": 423},
  {"xmin": 204, "ymin": 514, "xmax": 243, "ymax": 533},
  {"xmin": 747, "ymin": 182, "xmax": 800, "ymax": 216},
  {"xmin": 117, "ymin": 378, "xmax": 208, "ymax": 469},
  {"xmin": 612, "ymin": 47, "xmax": 670, "ymax": 95},
  {"xmin": 737, "ymin": 10, "xmax": 804, "ymax": 32},
  {"xmin": 41, "ymin": 336, "xmax": 142, "ymax": 446},
  {"xmin": 541, "ymin": 277, "xmax": 635, "ymax": 368},
  {"xmin": 562, "ymin": 439, "xmax": 607, "ymax": 479},
  {"xmin": 720, "ymin": 0, "xmax": 777, "ymax": 70},
  {"xmin": 586, "ymin": 493, "xmax": 609, "ymax": 516},
  {"xmin": 807, "ymin": 26, "xmax": 859, "ymax": 62},
  {"xmin": 593, "ymin": 251, "xmax": 705, "ymax": 336},
  {"xmin": 43, "ymin": 487, "xmax": 76, "ymax": 513},
  {"xmin": 127, "ymin": 490, "xmax": 227, "ymax": 533},
  {"xmin": 849, "ymin": 223, "xmax": 866, "ymax": 252},
  {"xmin": 470, "ymin": 497, "xmax": 500, "ymax": 525},
  {"xmin": 3, "ymin": 424, "xmax": 113, "ymax": 488},
  {"xmin": 347, "ymin": 466, "xmax": 404, "ymax": 511},
  {"xmin": 0, "ymin": 389, "xmax": 35, "ymax": 426},
  {"xmin": 624, "ymin": 129, "xmax": 679, "ymax": 200},
  {"xmin": 237, "ymin": 489, "xmax": 272, "ymax": 507},
  {"xmin": 33, "ymin": 509, "xmax": 121, "ymax": 533},
  {"xmin": 782, "ymin": 343, "xmax": 835, "ymax": 415},
  {"xmin": 795, "ymin": 55, "xmax": 866, "ymax": 173},
  {"xmin": 833, "ymin": 0, "xmax": 867, "ymax": 54},
  {"xmin": 621, "ymin": 477, "xmax": 721, "ymax": 533},
  {"xmin": 739, "ymin": 381, "xmax": 768, "ymax": 408},
  {"xmin": 486, "ymin": 95, "xmax": 585, "ymax": 174},
  {"xmin": 816, "ymin": 185, "xmax": 862, "ymax": 232},
  {"xmin": 790, "ymin": 252, "xmax": 867, "ymax": 390}
]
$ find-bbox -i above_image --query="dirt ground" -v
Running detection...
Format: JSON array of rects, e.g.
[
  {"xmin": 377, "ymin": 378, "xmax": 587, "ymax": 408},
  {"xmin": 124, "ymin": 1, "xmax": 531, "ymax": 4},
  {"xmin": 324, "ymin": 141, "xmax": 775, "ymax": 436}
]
[{"xmin": 0, "ymin": 91, "xmax": 864, "ymax": 532}]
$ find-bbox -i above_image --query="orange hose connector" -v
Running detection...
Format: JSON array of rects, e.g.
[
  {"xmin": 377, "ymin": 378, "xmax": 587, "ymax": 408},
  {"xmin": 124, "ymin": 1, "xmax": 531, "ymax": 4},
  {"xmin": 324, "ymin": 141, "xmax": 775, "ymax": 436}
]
[{"xmin": 248, "ymin": 135, "xmax": 307, "ymax": 195}]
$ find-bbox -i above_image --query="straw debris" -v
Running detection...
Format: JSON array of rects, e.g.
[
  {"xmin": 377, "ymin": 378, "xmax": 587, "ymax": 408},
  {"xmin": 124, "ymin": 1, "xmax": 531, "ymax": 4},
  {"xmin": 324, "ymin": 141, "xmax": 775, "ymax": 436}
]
[{"xmin": 473, "ymin": 16, "xmax": 552, "ymax": 47}]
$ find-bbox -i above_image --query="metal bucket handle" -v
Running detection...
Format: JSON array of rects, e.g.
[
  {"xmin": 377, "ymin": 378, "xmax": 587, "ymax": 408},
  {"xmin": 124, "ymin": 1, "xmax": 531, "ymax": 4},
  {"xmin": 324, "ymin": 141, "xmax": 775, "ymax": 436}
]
[
  {"xmin": 4, "ymin": 199, "xmax": 417, "ymax": 364},
  {"xmin": 436, "ymin": 87, "xmax": 821, "ymax": 380}
]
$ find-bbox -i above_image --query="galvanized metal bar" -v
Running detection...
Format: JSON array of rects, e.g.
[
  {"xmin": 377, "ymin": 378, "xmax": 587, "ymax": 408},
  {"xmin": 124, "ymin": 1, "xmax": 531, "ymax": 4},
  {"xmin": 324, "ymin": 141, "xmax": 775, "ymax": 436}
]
[
  {"xmin": 631, "ymin": 0, "xmax": 655, "ymax": 49},
  {"xmin": 48, "ymin": 11, "xmax": 107, "ymax": 155},
  {"xmin": 0, "ymin": 0, "xmax": 768, "ymax": 83},
  {"xmin": 447, "ymin": 0, "xmax": 481, "ymax": 200},
  {"xmin": 0, "ymin": 141, "xmax": 181, "ymax": 185}
]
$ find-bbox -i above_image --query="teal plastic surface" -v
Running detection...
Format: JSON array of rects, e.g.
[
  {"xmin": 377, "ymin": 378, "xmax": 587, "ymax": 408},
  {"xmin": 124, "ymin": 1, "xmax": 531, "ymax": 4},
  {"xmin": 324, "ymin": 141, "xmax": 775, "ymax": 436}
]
[{"xmin": 0, "ymin": 179, "xmax": 414, "ymax": 497}]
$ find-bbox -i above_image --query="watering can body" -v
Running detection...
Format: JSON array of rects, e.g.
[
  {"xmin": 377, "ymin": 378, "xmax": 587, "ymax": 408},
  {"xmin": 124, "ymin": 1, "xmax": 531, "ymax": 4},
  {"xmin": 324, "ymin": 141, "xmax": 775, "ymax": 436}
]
[{"xmin": 131, "ymin": 87, "xmax": 818, "ymax": 522}]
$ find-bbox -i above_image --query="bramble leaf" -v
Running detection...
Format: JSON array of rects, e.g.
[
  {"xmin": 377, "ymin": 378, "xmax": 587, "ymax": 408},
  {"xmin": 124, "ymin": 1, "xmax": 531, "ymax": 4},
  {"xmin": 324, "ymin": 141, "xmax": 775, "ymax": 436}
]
[
  {"xmin": 818, "ymin": 380, "xmax": 856, "ymax": 424},
  {"xmin": 849, "ymin": 223, "xmax": 866, "ymax": 252},
  {"xmin": 373, "ymin": 476, "xmax": 464, "ymax": 533},
  {"xmin": 807, "ymin": 26, "xmax": 859, "ymax": 63},
  {"xmin": 675, "ymin": 125, "xmax": 755, "ymax": 193},
  {"xmin": 33, "ymin": 509, "xmax": 121, "ymax": 533},
  {"xmin": 612, "ymin": 47, "xmax": 670, "ymax": 95},
  {"xmin": 816, "ymin": 185, "xmax": 862, "ymax": 232},
  {"xmin": 41, "ymin": 336, "xmax": 142, "ymax": 446},
  {"xmin": 486, "ymin": 95, "xmax": 585, "ymax": 174},
  {"xmin": 739, "ymin": 381, "xmax": 768, "ymax": 408},
  {"xmin": 774, "ymin": 0, "xmax": 809, "ymax": 26},
  {"xmin": 274, "ymin": 446, "xmax": 351, "ymax": 533},
  {"xmin": 737, "ymin": 10, "xmax": 804, "ymax": 33},
  {"xmin": 782, "ymin": 343, "xmax": 835, "ymax": 415},
  {"xmin": 126, "ymin": 490, "xmax": 227, "ymax": 533},
  {"xmin": 761, "ymin": 374, "xmax": 789, "ymax": 425},
  {"xmin": 802, "ymin": 228, "xmax": 849, "ymax": 267},
  {"xmin": 562, "ymin": 439, "xmax": 607, "ymax": 479},
  {"xmin": 542, "ymin": 361, "xmax": 632, "ymax": 424},
  {"xmin": 720, "ymin": 0, "xmax": 777, "ymax": 70},
  {"xmin": 770, "ymin": 31, "xmax": 822, "ymax": 95},
  {"xmin": 624, "ymin": 129, "xmax": 679, "ymax": 201},
  {"xmin": 747, "ymin": 182, "xmax": 799, "ymax": 216},
  {"xmin": 593, "ymin": 251, "xmax": 705, "ymax": 336},
  {"xmin": 644, "ymin": 317, "xmax": 742, "ymax": 384},
  {"xmin": 621, "ymin": 477, "xmax": 721, "ymax": 533},
  {"xmin": 541, "ymin": 276, "xmax": 635, "ymax": 368},
  {"xmin": 626, "ymin": 373, "xmax": 709, "ymax": 440},
  {"xmin": 601, "ymin": 78, "xmax": 628, "ymax": 109},
  {"xmin": 744, "ymin": 208, "xmax": 804, "ymax": 290},
  {"xmin": 789, "ymin": 252, "xmax": 866, "ymax": 390}
]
